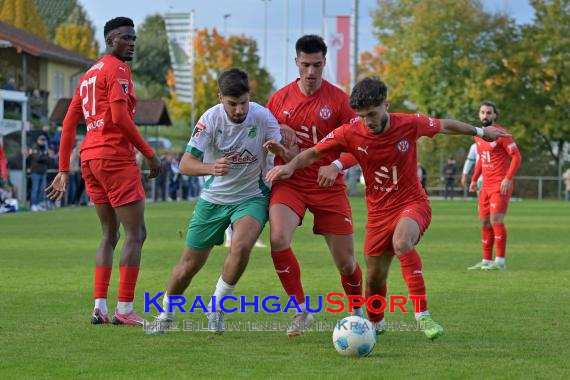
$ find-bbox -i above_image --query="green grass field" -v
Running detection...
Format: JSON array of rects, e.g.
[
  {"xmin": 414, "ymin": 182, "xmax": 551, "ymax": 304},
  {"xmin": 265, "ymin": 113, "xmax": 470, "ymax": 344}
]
[{"xmin": 1, "ymin": 199, "xmax": 569, "ymax": 379}]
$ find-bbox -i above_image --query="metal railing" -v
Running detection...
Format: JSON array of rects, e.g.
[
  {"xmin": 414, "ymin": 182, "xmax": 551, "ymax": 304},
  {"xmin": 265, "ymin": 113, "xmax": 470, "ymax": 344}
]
[
  {"xmin": 424, "ymin": 175, "xmax": 565, "ymax": 200},
  {"xmin": 9, "ymin": 170, "xmax": 570, "ymax": 208}
]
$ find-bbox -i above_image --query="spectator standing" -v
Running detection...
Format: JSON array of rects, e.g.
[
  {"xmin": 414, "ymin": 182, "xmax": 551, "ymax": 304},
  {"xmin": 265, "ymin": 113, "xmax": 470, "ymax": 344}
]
[{"xmin": 27, "ymin": 135, "xmax": 50, "ymax": 211}]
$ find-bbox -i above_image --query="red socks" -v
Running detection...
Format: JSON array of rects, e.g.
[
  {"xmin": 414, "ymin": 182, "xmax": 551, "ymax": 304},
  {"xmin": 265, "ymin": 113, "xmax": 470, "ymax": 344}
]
[
  {"xmin": 365, "ymin": 251, "xmax": 427, "ymax": 321},
  {"xmin": 94, "ymin": 266, "xmax": 112, "ymax": 299},
  {"xmin": 492, "ymin": 222, "xmax": 507, "ymax": 258},
  {"xmin": 95, "ymin": 266, "xmax": 140, "ymax": 302},
  {"xmin": 271, "ymin": 248, "xmax": 305, "ymax": 305},
  {"xmin": 341, "ymin": 263, "xmax": 363, "ymax": 299},
  {"xmin": 365, "ymin": 286, "xmax": 387, "ymax": 323},
  {"xmin": 398, "ymin": 250, "xmax": 427, "ymax": 313},
  {"xmin": 482, "ymin": 226, "xmax": 495, "ymax": 261},
  {"xmin": 118, "ymin": 266, "xmax": 140, "ymax": 302}
]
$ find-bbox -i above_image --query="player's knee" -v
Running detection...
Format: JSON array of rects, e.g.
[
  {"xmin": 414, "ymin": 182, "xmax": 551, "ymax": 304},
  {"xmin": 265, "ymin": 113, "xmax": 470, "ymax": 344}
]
[
  {"xmin": 229, "ymin": 241, "xmax": 249, "ymax": 257},
  {"xmin": 393, "ymin": 239, "xmax": 414, "ymax": 255},
  {"xmin": 490, "ymin": 216, "xmax": 503, "ymax": 225},
  {"xmin": 270, "ymin": 231, "xmax": 291, "ymax": 251},
  {"xmin": 126, "ymin": 224, "xmax": 146, "ymax": 246},
  {"xmin": 102, "ymin": 228, "xmax": 120, "ymax": 247},
  {"xmin": 111, "ymin": 230, "xmax": 120, "ymax": 248},
  {"xmin": 337, "ymin": 258, "xmax": 356, "ymax": 275}
]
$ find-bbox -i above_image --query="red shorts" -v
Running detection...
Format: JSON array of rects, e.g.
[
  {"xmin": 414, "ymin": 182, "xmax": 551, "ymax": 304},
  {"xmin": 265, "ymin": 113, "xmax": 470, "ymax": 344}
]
[
  {"xmin": 478, "ymin": 186, "xmax": 512, "ymax": 218},
  {"xmin": 82, "ymin": 159, "xmax": 145, "ymax": 208},
  {"xmin": 270, "ymin": 182, "xmax": 353, "ymax": 235},
  {"xmin": 364, "ymin": 202, "xmax": 432, "ymax": 256}
]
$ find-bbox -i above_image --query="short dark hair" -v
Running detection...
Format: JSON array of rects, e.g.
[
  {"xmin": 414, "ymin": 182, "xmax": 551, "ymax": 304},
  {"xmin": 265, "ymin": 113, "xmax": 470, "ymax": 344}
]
[
  {"xmin": 218, "ymin": 68, "xmax": 250, "ymax": 97},
  {"xmin": 479, "ymin": 100, "xmax": 499, "ymax": 119},
  {"xmin": 104, "ymin": 17, "xmax": 134, "ymax": 38},
  {"xmin": 349, "ymin": 77, "xmax": 388, "ymax": 109},
  {"xmin": 295, "ymin": 35, "xmax": 327, "ymax": 56}
]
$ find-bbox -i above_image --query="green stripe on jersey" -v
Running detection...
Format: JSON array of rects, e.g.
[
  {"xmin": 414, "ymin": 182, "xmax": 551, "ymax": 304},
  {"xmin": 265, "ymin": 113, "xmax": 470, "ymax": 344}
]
[
  {"xmin": 258, "ymin": 172, "xmax": 270, "ymax": 197},
  {"xmin": 186, "ymin": 145, "xmax": 204, "ymax": 160},
  {"xmin": 203, "ymin": 175, "xmax": 215, "ymax": 190}
]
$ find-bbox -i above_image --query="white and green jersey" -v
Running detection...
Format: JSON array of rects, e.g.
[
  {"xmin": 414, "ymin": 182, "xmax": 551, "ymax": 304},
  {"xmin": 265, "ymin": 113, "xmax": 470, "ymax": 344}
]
[{"xmin": 186, "ymin": 102, "xmax": 282, "ymax": 205}]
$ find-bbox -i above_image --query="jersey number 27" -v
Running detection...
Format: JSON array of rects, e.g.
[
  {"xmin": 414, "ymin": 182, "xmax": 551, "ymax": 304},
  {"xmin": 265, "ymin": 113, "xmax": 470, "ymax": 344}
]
[{"xmin": 80, "ymin": 76, "xmax": 97, "ymax": 119}]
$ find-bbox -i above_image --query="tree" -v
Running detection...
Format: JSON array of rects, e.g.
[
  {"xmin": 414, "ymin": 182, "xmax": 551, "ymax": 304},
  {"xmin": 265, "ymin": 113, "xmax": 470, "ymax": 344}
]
[
  {"xmin": 32, "ymin": 0, "xmax": 76, "ymax": 39},
  {"xmin": 365, "ymin": 0, "xmax": 517, "ymax": 120},
  {"xmin": 131, "ymin": 14, "xmax": 171, "ymax": 98},
  {"xmin": 229, "ymin": 35, "xmax": 274, "ymax": 105},
  {"xmin": 54, "ymin": 24, "xmax": 98, "ymax": 59},
  {"xmin": 495, "ymin": 0, "xmax": 570, "ymax": 176},
  {"xmin": 52, "ymin": 2, "xmax": 99, "ymax": 59},
  {"xmin": 189, "ymin": 28, "xmax": 274, "ymax": 120},
  {"xmin": 361, "ymin": 0, "xmax": 519, "ymax": 179},
  {"xmin": 192, "ymin": 27, "xmax": 233, "ymax": 118},
  {"xmin": 163, "ymin": 28, "xmax": 273, "ymax": 123},
  {"xmin": 0, "ymin": 0, "xmax": 48, "ymax": 37}
]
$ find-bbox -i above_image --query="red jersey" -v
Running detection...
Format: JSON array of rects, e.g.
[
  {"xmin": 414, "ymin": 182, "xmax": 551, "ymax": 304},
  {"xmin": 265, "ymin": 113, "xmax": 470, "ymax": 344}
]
[
  {"xmin": 473, "ymin": 124, "xmax": 520, "ymax": 190},
  {"xmin": 266, "ymin": 79, "xmax": 356, "ymax": 188},
  {"xmin": 315, "ymin": 113, "xmax": 441, "ymax": 217},
  {"xmin": 69, "ymin": 54, "xmax": 139, "ymax": 162}
]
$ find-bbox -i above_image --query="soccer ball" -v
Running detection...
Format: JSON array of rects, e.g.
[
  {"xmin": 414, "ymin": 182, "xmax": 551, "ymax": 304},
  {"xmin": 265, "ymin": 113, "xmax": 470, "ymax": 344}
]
[{"xmin": 332, "ymin": 316, "xmax": 377, "ymax": 357}]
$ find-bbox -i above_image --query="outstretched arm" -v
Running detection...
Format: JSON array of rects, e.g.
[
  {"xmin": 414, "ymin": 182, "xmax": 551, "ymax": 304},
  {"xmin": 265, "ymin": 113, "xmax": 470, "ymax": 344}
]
[
  {"xmin": 439, "ymin": 119, "xmax": 510, "ymax": 141},
  {"xmin": 266, "ymin": 147, "xmax": 324, "ymax": 183},
  {"xmin": 318, "ymin": 154, "xmax": 358, "ymax": 188}
]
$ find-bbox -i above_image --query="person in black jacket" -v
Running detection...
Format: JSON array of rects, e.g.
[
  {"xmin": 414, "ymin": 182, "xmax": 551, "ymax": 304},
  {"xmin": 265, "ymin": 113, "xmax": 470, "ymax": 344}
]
[{"xmin": 28, "ymin": 135, "xmax": 50, "ymax": 211}]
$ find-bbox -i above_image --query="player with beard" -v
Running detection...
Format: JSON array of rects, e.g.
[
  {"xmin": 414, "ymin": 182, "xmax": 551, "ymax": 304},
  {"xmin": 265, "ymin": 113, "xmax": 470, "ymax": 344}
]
[
  {"xmin": 147, "ymin": 68, "xmax": 292, "ymax": 335},
  {"xmin": 467, "ymin": 101, "xmax": 522, "ymax": 270},
  {"xmin": 266, "ymin": 78, "xmax": 510, "ymax": 339},
  {"xmin": 46, "ymin": 17, "xmax": 162, "ymax": 325},
  {"xmin": 265, "ymin": 35, "xmax": 363, "ymax": 337}
]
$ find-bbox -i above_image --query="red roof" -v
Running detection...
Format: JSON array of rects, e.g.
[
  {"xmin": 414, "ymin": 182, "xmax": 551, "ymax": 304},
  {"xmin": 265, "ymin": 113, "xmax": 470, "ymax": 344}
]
[{"xmin": 0, "ymin": 20, "xmax": 94, "ymax": 67}]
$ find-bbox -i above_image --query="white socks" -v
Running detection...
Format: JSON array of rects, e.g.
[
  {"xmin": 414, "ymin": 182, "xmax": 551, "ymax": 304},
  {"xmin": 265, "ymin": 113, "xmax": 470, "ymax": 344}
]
[
  {"xmin": 415, "ymin": 310, "xmax": 430, "ymax": 321},
  {"xmin": 95, "ymin": 298, "xmax": 108, "ymax": 315},
  {"xmin": 95, "ymin": 299, "xmax": 132, "ymax": 315},
  {"xmin": 117, "ymin": 301, "xmax": 133, "ymax": 314},
  {"xmin": 209, "ymin": 276, "xmax": 236, "ymax": 312},
  {"xmin": 162, "ymin": 292, "xmax": 175, "ymax": 317},
  {"xmin": 495, "ymin": 257, "xmax": 506, "ymax": 264},
  {"xmin": 483, "ymin": 259, "xmax": 493, "ymax": 265}
]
